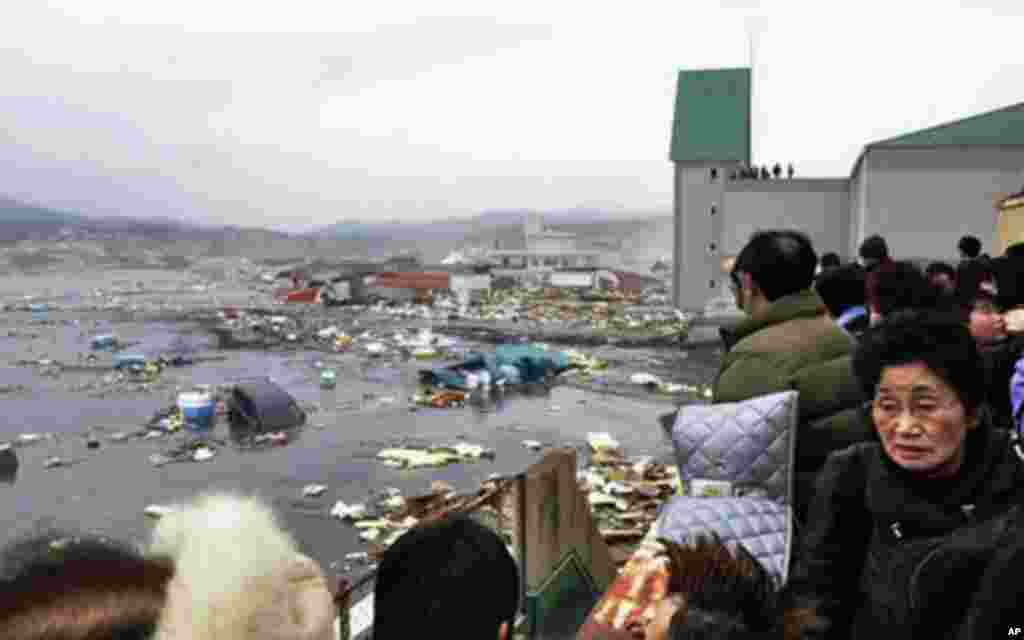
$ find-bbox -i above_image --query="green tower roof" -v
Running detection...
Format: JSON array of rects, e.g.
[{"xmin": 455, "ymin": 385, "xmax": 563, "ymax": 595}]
[{"xmin": 670, "ymin": 68, "xmax": 751, "ymax": 164}]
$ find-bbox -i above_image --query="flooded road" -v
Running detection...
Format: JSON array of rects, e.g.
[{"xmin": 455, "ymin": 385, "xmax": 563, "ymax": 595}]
[{"xmin": 0, "ymin": 308, "xmax": 720, "ymax": 580}]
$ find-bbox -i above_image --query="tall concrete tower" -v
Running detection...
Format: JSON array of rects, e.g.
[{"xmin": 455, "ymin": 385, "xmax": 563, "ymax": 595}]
[
  {"xmin": 669, "ymin": 68, "xmax": 751, "ymax": 311},
  {"xmin": 525, "ymin": 212, "xmax": 544, "ymax": 236}
]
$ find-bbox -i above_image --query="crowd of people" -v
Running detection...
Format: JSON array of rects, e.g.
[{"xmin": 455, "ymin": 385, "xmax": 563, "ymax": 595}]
[
  {"xmin": 727, "ymin": 162, "xmax": 795, "ymax": 181},
  {"xmin": 7, "ymin": 230, "xmax": 1024, "ymax": 640},
  {"xmin": 708, "ymin": 230, "xmax": 1024, "ymax": 639}
]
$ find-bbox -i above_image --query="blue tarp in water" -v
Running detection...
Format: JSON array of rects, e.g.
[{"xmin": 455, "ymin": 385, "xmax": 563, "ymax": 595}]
[{"xmin": 420, "ymin": 344, "xmax": 571, "ymax": 390}]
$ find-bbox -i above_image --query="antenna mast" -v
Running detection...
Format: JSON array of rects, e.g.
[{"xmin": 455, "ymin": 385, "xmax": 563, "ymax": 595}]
[{"xmin": 747, "ymin": 19, "xmax": 757, "ymax": 166}]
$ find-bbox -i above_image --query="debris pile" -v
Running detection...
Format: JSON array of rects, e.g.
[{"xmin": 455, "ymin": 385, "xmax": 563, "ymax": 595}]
[
  {"xmin": 329, "ymin": 477, "xmax": 516, "ymax": 568},
  {"xmin": 580, "ymin": 433, "xmax": 681, "ymax": 547},
  {"xmin": 458, "ymin": 288, "xmax": 692, "ymax": 338}
]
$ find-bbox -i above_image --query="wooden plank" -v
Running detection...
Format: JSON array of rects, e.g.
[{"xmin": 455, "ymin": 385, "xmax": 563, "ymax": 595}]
[{"xmin": 522, "ymin": 448, "xmax": 617, "ymax": 594}]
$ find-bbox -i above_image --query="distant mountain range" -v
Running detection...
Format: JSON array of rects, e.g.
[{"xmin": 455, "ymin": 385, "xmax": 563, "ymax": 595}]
[
  {"xmin": 477, "ymin": 208, "xmax": 643, "ymax": 227},
  {"xmin": 0, "ymin": 196, "xmax": 673, "ymax": 267},
  {"xmin": 311, "ymin": 208, "xmax": 670, "ymax": 240},
  {"xmin": 314, "ymin": 219, "xmax": 478, "ymax": 241},
  {"xmin": 0, "ymin": 197, "xmax": 87, "ymax": 226}
]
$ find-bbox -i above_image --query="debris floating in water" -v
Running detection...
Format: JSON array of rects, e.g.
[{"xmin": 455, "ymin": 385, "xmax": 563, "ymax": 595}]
[
  {"xmin": 303, "ymin": 484, "xmax": 327, "ymax": 498},
  {"xmin": 330, "ymin": 501, "xmax": 368, "ymax": 521},
  {"xmin": 144, "ymin": 505, "xmax": 174, "ymax": 518},
  {"xmin": 587, "ymin": 432, "xmax": 621, "ymax": 453},
  {"xmin": 375, "ymin": 442, "xmax": 494, "ymax": 469},
  {"xmin": 191, "ymin": 447, "xmax": 215, "ymax": 462}
]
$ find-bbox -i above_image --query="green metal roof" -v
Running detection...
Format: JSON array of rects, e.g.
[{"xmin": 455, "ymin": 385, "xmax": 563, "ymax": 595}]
[
  {"xmin": 670, "ymin": 68, "xmax": 751, "ymax": 164},
  {"xmin": 869, "ymin": 102, "xmax": 1024, "ymax": 148}
]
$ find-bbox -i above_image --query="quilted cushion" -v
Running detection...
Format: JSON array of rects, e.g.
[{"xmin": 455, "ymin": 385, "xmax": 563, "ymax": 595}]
[
  {"xmin": 654, "ymin": 496, "xmax": 792, "ymax": 584},
  {"xmin": 668, "ymin": 390, "xmax": 798, "ymax": 504}
]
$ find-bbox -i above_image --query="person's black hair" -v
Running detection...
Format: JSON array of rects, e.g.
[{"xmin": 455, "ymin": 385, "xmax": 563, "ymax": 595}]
[
  {"xmin": 924, "ymin": 261, "xmax": 956, "ymax": 281},
  {"xmin": 852, "ymin": 309, "xmax": 984, "ymax": 413},
  {"xmin": 858, "ymin": 235, "xmax": 889, "ymax": 262},
  {"xmin": 733, "ymin": 230, "xmax": 817, "ymax": 302},
  {"xmin": 668, "ymin": 606, "xmax": 751, "ymax": 639},
  {"xmin": 991, "ymin": 255, "xmax": 1024, "ymax": 310},
  {"xmin": 954, "ymin": 259, "xmax": 998, "ymax": 312},
  {"xmin": 373, "ymin": 513, "xmax": 519, "ymax": 640},
  {"xmin": 873, "ymin": 261, "xmax": 941, "ymax": 317},
  {"xmin": 1004, "ymin": 242, "xmax": 1024, "ymax": 259},
  {"xmin": 0, "ymin": 529, "xmax": 172, "ymax": 640},
  {"xmin": 958, "ymin": 235, "xmax": 982, "ymax": 258},
  {"xmin": 661, "ymin": 534, "xmax": 778, "ymax": 640},
  {"xmin": 814, "ymin": 263, "xmax": 866, "ymax": 317},
  {"xmin": 819, "ymin": 253, "xmax": 841, "ymax": 270}
]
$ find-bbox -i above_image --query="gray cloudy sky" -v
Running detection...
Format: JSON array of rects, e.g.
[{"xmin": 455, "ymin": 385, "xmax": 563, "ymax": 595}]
[{"xmin": 3, "ymin": 1, "xmax": 1023, "ymax": 232}]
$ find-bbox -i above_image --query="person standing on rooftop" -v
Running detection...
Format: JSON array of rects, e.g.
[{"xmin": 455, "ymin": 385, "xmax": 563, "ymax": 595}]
[{"xmin": 958, "ymin": 235, "xmax": 985, "ymax": 262}]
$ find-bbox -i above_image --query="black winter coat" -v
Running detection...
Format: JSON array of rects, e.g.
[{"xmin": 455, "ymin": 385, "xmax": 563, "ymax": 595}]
[{"xmin": 786, "ymin": 425, "xmax": 1024, "ymax": 640}]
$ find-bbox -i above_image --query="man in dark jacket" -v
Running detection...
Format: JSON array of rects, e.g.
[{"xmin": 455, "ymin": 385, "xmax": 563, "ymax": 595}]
[
  {"xmin": 718, "ymin": 230, "xmax": 872, "ymax": 524},
  {"xmin": 858, "ymin": 235, "xmax": 898, "ymax": 326}
]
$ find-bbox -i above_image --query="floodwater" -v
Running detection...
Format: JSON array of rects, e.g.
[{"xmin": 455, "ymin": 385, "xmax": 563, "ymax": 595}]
[{"xmin": 0, "ymin": 308, "xmax": 720, "ymax": 581}]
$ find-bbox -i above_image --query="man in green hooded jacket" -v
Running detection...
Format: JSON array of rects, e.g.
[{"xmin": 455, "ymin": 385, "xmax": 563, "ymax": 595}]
[{"xmin": 717, "ymin": 230, "xmax": 874, "ymax": 524}]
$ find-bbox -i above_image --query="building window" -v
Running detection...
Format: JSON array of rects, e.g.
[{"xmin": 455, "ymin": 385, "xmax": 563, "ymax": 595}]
[
  {"xmin": 709, "ymin": 280, "xmax": 717, "ymax": 289},
  {"xmin": 709, "ymin": 205, "xmax": 717, "ymax": 216}
]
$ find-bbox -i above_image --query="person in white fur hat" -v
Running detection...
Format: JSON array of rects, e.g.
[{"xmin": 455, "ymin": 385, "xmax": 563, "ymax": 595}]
[{"xmin": 147, "ymin": 491, "xmax": 337, "ymax": 640}]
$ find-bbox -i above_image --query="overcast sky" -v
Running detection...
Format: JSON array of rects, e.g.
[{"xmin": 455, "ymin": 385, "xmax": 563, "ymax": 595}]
[{"xmin": 3, "ymin": 1, "xmax": 1023, "ymax": 232}]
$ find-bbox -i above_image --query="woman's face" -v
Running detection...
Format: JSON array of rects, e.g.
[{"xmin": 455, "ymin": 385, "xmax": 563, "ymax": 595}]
[
  {"xmin": 968, "ymin": 299, "xmax": 1006, "ymax": 343},
  {"xmin": 872, "ymin": 362, "xmax": 976, "ymax": 478}
]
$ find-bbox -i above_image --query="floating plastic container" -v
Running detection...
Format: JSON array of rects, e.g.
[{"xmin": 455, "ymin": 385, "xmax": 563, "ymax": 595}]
[
  {"xmin": 114, "ymin": 353, "xmax": 147, "ymax": 370},
  {"xmin": 320, "ymin": 369, "xmax": 337, "ymax": 389},
  {"xmin": 178, "ymin": 392, "xmax": 215, "ymax": 432},
  {"xmin": 92, "ymin": 334, "xmax": 117, "ymax": 350}
]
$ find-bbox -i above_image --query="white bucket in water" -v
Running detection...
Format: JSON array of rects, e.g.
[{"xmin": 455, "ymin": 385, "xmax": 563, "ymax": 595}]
[{"xmin": 177, "ymin": 392, "xmax": 215, "ymax": 432}]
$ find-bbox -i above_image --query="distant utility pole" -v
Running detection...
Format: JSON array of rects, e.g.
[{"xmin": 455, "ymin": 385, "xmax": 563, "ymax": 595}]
[{"xmin": 746, "ymin": 19, "xmax": 758, "ymax": 166}]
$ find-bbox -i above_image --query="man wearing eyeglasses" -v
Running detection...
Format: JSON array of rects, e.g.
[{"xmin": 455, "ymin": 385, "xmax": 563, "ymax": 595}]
[{"xmin": 716, "ymin": 230, "xmax": 874, "ymax": 524}]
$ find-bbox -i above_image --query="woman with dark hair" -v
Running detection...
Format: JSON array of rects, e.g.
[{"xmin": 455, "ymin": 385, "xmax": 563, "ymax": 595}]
[
  {"xmin": 952, "ymin": 262, "xmax": 1024, "ymax": 430},
  {"xmin": 785, "ymin": 310, "xmax": 1024, "ymax": 640}
]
